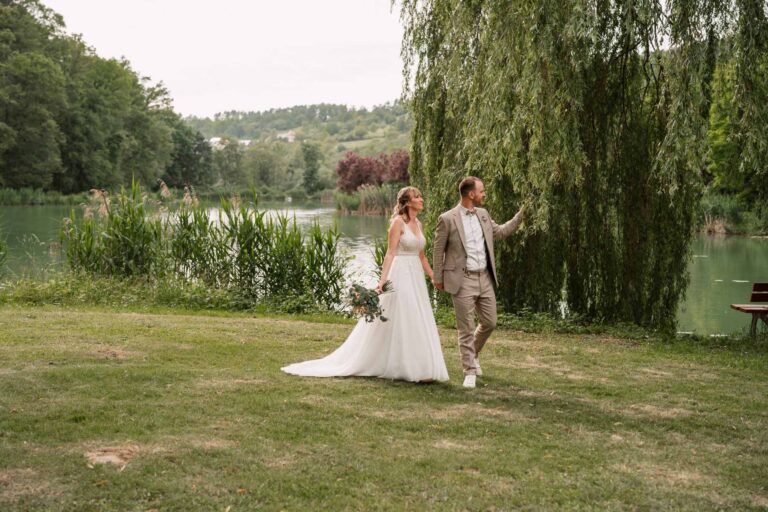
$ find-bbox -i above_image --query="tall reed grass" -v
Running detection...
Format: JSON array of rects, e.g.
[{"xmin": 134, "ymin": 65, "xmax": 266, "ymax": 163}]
[
  {"xmin": 334, "ymin": 184, "xmax": 399, "ymax": 216},
  {"xmin": 61, "ymin": 182, "xmax": 349, "ymax": 311},
  {"xmin": 698, "ymin": 191, "xmax": 768, "ymax": 235},
  {"xmin": 61, "ymin": 181, "xmax": 165, "ymax": 277},
  {"xmin": 358, "ymin": 184, "xmax": 398, "ymax": 216},
  {"xmin": 333, "ymin": 190, "xmax": 361, "ymax": 214}
]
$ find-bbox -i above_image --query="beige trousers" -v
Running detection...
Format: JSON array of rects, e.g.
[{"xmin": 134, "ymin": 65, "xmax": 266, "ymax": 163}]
[{"xmin": 451, "ymin": 270, "xmax": 497, "ymax": 375}]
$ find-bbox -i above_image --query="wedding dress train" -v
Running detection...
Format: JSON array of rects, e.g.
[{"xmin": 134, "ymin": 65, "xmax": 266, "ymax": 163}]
[{"xmin": 281, "ymin": 223, "xmax": 449, "ymax": 382}]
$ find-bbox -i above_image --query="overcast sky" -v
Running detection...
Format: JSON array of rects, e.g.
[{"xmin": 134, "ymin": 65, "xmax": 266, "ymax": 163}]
[{"xmin": 44, "ymin": 0, "xmax": 405, "ymax": 118}]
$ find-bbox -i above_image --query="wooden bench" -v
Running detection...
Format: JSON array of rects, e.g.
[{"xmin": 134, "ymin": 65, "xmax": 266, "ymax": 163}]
[{"xmin": 731, "ymin": 283, "xmax": 768, "ymax": 337}]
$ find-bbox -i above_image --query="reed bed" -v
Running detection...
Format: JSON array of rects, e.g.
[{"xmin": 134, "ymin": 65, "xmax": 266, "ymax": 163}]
[
  {"xmin": 357, "ymin": 184, "xmax": 398, "ymax": 216},
  {"xmin": 60, "ymin": 181, "xmax": 348, "ymax": 311},
  {"xmin": 334, "ymin": 184, "xmax": 399, "ymax": 216}
]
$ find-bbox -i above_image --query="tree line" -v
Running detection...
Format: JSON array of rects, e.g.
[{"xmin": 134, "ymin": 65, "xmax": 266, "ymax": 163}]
[
  {"xmin": 0, "ymin": 0, "xmax": 215, "ymax": 193},
  {"xmin": 0, "ymin": 0, "xmax": 413, "ymax": 199},
  {"xmin": 186, "ymin": 102, "xmax": 414, "ymax": 198},
  {"xmin": 0, "ymin": 1, "xmax": 356, "ymax": 197},
  {"xmin": 186, "ymin": 103, "xmax": 412, "ymax": 145}
]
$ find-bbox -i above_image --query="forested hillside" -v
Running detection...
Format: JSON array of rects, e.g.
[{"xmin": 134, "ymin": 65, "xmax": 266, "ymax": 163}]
[
  {"xmin": 187, "ymin": 102, "xmax": 412, "ymax": 164},
  {"xmin": 0, "ymin": 0, "xmax": 213, "ymax": 193}
]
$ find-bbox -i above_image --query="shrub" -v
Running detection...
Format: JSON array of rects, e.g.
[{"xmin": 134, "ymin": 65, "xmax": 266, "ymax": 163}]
[
  {"xmin": 60, "ymin": 182, "xmax": 349, "ymax": 310},
  {"xmin": 335, "ymin": 150, "xmax": 410, "ymax": 193}
]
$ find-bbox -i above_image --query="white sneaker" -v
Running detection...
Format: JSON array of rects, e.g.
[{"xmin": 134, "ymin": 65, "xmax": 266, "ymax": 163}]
[
  {"xmin": 463, "ymin": 375, "xmax": 476, "ymax": 388},
  {"xmin": 474, "ymin": 358, "xmax": 483, "ymax": 376}
]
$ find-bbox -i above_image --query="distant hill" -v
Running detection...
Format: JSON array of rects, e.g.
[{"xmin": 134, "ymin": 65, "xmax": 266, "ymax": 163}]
[{"xmin": 185, "ymin": 102, "xmax": 413, "ymax": 159}]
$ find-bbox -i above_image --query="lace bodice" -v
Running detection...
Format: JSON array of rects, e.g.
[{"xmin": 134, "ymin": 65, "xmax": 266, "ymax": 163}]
[{"xmin": 398, "ymin": 222, "xmax": 425, "ymax": 256}]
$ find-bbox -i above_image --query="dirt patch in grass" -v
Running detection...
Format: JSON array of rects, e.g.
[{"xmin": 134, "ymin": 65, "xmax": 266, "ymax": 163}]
[
  {"xmin": 0, "ymin": 468, "xmax": 63, "ymax": 503},
  {"xmin": 608, "ymin": 461, "xmax": 739, "ymax": 507},
  {"xmin": 83, "ymin": 436, "xmax": 235, "ymax": 468},
  {"xmin": 196, "ymin": 439, "xmax": 233, "ymax": 450},
  {"xmin": 85, "ymin": 445, "xmax": 140, "ymax": 466},
  {"xmin": 612, "ymin": 462, "xmax": 714, "ymax": 487},
  {"xmin": 432, "ymin": 439, "xmax": 475, "ymax": 450}
]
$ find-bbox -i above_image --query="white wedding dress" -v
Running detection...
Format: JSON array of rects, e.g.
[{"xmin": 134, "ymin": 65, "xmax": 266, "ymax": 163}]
[{"xmin": 282, "ymin": 222, "xmax": 449, "ymax": 382}]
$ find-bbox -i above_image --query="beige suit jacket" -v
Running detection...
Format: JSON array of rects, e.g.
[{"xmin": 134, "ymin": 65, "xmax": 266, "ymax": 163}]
[{"xmin": 433, "ymin": 204, "xmax": 523, "ymax": 295}]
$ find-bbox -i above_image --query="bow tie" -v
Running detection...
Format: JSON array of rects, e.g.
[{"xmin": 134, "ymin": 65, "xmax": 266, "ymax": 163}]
[{"xmin": 465, "ymin": 209, "xmax": 477, "ymax": 216}]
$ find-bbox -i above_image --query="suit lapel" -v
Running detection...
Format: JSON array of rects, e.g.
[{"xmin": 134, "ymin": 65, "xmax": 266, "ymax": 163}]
[
  {"xmin": 478, "ymin": 210, "xmax": 493, "ymax": 249},
  {"xmin": 451, "ymin": 206, "xmax": 468, "ymax": 252}
]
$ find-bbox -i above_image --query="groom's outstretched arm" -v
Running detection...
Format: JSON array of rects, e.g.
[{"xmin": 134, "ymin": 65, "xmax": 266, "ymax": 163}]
[
  {"xmin": 491, "ymin": 204, "xmax": 525, "ymax": 240},
  {"xmin": 432, "ymin": 214, "xmax": 449, "ymax": 288}
]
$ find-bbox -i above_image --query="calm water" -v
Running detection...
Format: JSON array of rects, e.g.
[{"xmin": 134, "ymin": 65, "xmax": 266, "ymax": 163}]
[
  {"xmin": 677, "ymin": 235, "xmax": 768, "ymax": 335},
  {"xmin": 1, "ymin": 204, "xmax": 766, "ymax": 335},
  {"xmin": 0, "ymin": 203, "xmax": 389, "ymax": 287}
]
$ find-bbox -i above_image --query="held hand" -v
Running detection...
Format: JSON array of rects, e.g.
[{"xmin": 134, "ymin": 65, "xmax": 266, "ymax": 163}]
[
  {"xmin": 375, "ymin": 281, "xmax": 385, "ymax": 294},
  {"xmin": 432, "ymin": 279, "xmax": 444, "ymax": 291}
]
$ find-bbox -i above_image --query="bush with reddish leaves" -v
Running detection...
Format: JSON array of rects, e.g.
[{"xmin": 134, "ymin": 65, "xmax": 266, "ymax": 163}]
[
  {"xmin": 335, "ymin": 150, "xmax": 410, "ymax": 193},
  {"xmin": 382, "ymin": 149, "xmax": 410, "ymax": 184}
]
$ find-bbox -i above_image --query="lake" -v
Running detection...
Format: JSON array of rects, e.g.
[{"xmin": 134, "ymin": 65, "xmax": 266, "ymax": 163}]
[{"xmin": 1, "ymin": 203, "xmax": 766, "ymax": 335}]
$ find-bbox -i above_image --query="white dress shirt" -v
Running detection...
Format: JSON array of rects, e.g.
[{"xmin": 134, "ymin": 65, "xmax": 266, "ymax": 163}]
[{"xmin": 458, "ymin": 204, "xmax": 487, "ymax": 271}]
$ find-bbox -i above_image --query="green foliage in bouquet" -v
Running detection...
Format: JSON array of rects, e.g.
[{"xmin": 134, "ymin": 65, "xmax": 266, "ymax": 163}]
[{"xmin": 346, "ymin": 281, "xmax": 393, "ymax": 323}]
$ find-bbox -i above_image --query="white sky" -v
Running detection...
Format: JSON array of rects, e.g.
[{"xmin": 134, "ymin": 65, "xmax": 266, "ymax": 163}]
[{"xmin": 44, "ymin": 0, "xmax": 405, "ymax": 118}]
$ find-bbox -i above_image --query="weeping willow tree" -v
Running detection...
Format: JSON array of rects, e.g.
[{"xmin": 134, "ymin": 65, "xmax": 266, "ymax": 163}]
[
  {"xmin": 732, "ymin": 0, "xmax": 768, "ymax": 203},
  {"xmin": 398, "ymin": 0, "xmax": 766, "ymax": 331}
]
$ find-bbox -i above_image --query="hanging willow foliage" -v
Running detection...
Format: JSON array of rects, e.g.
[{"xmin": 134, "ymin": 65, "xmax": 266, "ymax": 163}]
[
  {"xmin": 397, "ymin": 0, "xmax": 760, "ymax": 331},
  {"xmin": 733, "ymin": 0, "xmax": 768, "ymax": 201}
]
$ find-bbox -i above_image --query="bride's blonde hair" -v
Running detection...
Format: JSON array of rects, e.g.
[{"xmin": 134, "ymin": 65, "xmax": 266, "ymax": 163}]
[{"xmin": 391, "ymin": 186, "xmax": 422, "ymax": 224}]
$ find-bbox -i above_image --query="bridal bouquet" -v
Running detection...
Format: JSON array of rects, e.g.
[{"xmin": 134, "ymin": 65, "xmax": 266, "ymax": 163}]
[{"xmin": 346, "ymin": 281, "xmax": 393, "ymax": 323}]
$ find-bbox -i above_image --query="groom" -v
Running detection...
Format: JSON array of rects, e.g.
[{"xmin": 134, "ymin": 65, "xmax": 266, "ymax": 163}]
[{"xmin": 432, "ymin": 177, "xmax": 525, "ymax": 388}]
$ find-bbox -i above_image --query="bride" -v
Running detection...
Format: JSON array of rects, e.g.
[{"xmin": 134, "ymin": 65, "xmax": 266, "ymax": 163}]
[{"xmin": 281, "ymin": 186, "xmax": 449, "ymax": 382}]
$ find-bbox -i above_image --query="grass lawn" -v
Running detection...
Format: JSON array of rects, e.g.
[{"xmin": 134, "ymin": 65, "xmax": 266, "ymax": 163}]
[{"xmin": 1, "ymin": 306, "xmax": 767, "ymax": 511}]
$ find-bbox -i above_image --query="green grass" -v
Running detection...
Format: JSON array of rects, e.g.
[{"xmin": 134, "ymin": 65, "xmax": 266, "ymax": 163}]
[{"xmin": 1, "ymin": 306, "xmax": 767, "ymax": 510}]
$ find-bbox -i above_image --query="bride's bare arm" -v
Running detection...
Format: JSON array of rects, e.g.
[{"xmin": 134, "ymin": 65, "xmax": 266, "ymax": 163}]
[
  {"xmin": 377, "ymin": 217, "xmax": 403, "ymax": 291},
  {"xmin": 415, "ymin": 220, "xmax": 433, "ymax": 280},
  {"xmin": 419, "ymin": 249, "xmax": 434, "ymax": 281}
]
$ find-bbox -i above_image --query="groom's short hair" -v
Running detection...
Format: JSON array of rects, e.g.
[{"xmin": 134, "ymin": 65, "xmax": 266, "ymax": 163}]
[{"xmin": 459, "ymin": 176, "xmax": 481, "ymax": 197}]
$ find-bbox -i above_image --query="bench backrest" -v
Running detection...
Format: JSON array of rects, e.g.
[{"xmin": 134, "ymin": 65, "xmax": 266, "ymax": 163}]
[{"xmin": 752, "ymin": 283, "xmax": 768, "ymax": 303}]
